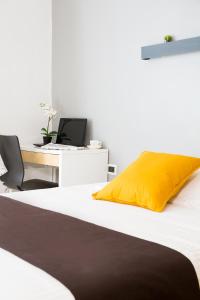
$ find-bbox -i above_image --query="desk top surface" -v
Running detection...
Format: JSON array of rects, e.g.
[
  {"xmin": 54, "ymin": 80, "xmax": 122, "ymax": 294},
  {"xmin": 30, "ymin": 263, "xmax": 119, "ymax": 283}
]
[{"xmin": 21, "ymin": 145, "xmax": 108, "ymax": 155}]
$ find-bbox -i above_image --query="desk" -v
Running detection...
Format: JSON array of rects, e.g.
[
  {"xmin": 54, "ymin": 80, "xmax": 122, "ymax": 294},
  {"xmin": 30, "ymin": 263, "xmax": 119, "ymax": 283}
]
[{"xmin": 21, "ymin": 146, "xmax": 108, "ymax": 187}]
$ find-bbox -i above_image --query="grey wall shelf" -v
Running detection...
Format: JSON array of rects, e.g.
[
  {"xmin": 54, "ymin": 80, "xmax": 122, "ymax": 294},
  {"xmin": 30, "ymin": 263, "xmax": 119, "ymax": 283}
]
[{"xmin": 141, "ymin": 36, "xmax": 200, "ymax": 60}]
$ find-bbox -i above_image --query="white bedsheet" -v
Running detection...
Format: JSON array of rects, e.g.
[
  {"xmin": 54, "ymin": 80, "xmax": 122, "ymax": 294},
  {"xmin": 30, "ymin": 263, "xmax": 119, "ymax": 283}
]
[{"xmin": 1, "ymin": 178, "xmax": 200, "ymax": 299}]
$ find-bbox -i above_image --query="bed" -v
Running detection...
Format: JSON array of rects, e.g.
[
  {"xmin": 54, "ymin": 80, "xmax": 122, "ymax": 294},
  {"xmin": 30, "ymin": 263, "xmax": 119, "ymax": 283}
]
[{"xmin": 1, "ymin": 170, "xmax": 200, "ymax": 299}]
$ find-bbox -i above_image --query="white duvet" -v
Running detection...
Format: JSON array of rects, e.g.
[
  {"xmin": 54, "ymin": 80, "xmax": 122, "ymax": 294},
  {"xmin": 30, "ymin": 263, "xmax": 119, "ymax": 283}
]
[{"xmin": 1, "ymin": 170, "xmax": 200, "ymax": 300}]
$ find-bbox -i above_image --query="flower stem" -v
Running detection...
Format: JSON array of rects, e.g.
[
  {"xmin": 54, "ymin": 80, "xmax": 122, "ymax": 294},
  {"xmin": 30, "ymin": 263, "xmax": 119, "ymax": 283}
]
[{"xmin": 47, "ymin": 116, "xmax": 51, "ymax": 136}]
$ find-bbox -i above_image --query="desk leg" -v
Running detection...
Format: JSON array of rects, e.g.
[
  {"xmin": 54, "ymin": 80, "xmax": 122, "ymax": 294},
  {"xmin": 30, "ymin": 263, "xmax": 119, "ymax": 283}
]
[{"xmin": 52, "ymin": 167, "xmax": 58, "ymax": 183}]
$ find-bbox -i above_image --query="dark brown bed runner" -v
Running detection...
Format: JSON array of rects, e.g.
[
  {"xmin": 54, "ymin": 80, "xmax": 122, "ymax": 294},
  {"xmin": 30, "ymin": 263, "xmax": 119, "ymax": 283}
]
[{"xmin": 0, "ymin": 195, "xmax": 199, "ymax": 300}]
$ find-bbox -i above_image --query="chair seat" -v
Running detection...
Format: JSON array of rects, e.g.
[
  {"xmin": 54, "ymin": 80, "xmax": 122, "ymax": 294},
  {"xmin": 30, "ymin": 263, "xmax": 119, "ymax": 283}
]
[{"xmin": 21, "ymin": 179, "xmax": 58, "ymax": 191}]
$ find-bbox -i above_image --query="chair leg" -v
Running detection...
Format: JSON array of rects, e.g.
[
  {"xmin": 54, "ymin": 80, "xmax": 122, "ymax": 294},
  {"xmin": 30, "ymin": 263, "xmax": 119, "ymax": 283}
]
[
  {"xmin": 4, "ymin": 187, "xmax": 10, "ymax": 193},
  {"xmin": 4, "ymin": 186, "xmax": 18, "ymax": 193}
]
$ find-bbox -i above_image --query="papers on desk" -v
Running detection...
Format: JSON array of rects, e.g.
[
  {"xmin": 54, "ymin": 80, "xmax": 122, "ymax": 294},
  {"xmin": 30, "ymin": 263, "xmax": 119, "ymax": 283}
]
[{"xmin": 41, "ymin": 143, "xmax": 85, "ymax": 151}]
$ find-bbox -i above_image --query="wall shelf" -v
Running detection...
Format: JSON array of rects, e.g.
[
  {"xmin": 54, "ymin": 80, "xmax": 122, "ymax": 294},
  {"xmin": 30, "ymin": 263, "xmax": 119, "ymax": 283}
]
[{"xmin": 141, "ymin": 36, "xmax": 200, "ymax": 60}]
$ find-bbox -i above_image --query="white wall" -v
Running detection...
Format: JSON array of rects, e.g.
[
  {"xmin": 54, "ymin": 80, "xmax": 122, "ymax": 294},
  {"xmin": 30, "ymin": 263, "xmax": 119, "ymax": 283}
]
[
  {"xmin": 0, "ymin": 0, "xmax": 52, "ymax": 144},
  {"xmin": 52, "ymin": 0, "xmax": 200, "ymax": 172},
  {"xmin": 0, "ymin": 0, "xmax": 52, "ymax": 191}
]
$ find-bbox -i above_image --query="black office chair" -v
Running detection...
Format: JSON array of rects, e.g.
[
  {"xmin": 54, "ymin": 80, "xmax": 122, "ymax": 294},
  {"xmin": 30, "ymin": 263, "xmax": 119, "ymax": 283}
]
[{"xmin": 0, "ymin": 135, "xmax": 58, "ymax": 191}]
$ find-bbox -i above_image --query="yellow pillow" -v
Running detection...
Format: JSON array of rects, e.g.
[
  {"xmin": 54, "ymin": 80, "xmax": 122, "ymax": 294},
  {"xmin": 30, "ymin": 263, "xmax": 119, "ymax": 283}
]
[{"xmin": 93, "ymin": 151, "xmax": 200, "ymax": 212}]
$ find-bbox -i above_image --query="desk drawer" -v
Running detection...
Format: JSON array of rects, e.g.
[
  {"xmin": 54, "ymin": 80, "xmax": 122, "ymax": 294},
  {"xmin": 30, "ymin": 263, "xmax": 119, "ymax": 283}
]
[{"xmin": 21, "ymin": 151, "xmax": 59, "ymax": 167}]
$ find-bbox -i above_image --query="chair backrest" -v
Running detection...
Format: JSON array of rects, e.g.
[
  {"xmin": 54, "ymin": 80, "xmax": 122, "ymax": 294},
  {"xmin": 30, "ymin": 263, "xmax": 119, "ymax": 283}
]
[{"xmin": 0, "ymin": 135, "xmax": 24, "ymax": 189}]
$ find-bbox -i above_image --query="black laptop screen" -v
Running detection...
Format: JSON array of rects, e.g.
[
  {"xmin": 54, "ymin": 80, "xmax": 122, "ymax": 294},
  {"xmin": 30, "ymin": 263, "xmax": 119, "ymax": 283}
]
[{"xmin": 56, "ymin": 118, "xmax": 87, "ymax": 146}]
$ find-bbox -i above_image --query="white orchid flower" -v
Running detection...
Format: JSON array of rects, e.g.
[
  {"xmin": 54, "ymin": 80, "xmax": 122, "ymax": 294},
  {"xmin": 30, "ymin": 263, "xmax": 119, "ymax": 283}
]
[
  {"xmin": 49, "ymin": 108, "xmax": 57, "ymax": 117},
  {"xmin": 40, "ymin": 102, "xmax": 58, "ymax": 138},
  {"xmin": 40, "ymin": 103, "xmax": 57, "ymax": 117}
]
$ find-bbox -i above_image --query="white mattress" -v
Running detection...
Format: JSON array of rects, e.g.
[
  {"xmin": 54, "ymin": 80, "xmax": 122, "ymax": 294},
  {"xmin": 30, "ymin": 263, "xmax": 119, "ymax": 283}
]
[{"xmin": 1, "ymin": 172, "xmax": 200, "ymax": 299}]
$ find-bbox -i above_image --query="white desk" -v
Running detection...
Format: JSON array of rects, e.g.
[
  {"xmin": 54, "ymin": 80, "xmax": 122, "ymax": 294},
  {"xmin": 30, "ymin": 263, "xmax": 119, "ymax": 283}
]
[{"xmin": 21, "ymin": 146, "xmax": 108, "ymax": 187}]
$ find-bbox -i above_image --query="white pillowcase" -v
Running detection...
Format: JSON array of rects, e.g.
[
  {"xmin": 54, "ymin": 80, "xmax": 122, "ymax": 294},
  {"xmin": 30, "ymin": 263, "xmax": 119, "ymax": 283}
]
[
  {"xmin": 173, "ymin": 169, "xmax": 200, "ymax": 209},
  {"xmin": 0, "ymin": 155, "xmax": 7, "ymax": 176}
]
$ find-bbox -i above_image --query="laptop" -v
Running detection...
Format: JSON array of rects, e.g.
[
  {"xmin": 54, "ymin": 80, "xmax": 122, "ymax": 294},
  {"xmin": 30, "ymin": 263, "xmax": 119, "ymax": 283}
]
[
  {"xmin": 41, "ymin": 118, "xmax": 87, "ymax": 150},
  {"xmin": 56, "ymin": 118, "xmax": 87, "ymax": 146}
]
